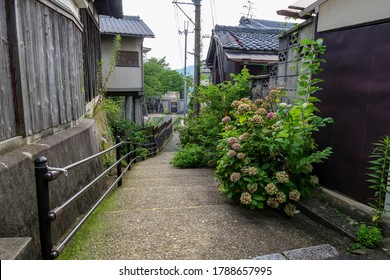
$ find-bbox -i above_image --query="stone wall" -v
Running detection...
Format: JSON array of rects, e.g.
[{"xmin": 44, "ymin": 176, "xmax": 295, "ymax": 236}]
[{"xmin": 0, "ymin": 119, "xmax": 106, "ymax": 259}]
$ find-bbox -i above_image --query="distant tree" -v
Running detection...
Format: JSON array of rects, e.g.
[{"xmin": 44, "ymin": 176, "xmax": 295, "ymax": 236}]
[{"xmin": 144, "ymin": 57, "xmax": 185, "ymax": 98}]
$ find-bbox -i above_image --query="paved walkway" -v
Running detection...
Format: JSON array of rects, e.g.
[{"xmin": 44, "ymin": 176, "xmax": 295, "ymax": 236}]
[
  {"xmin": 60, "ymin": 134, "xmax": 362, "ymax": 260},
  {"xmin": 60, "ymin": 131, "xmax": 372, "ymax": 260}
]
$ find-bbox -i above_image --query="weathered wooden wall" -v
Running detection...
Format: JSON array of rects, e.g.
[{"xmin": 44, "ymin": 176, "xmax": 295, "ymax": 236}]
[
  {"xmin": 80, "ymin": 8, "xmax": 100, "ymax": 104},
  {"xmin": 0, "ymin": 0, "xmax": 85, "ymax": 142},
  {"xmin": 17, "ymin": 0, "xmax": 84, "ymax": 135},
  {"xmin": 0, "ymin": 0, "xmax": 17, "ymax": 141}
]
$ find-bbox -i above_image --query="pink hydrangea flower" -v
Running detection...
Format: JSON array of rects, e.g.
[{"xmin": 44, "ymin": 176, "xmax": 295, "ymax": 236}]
[
  {"xmin": 222, "ymin": 116, "xmax": 231, "ymax": 123},
  {"xmin": 267, "ymin": 112, "xmax": 274, "ymax": 119}
]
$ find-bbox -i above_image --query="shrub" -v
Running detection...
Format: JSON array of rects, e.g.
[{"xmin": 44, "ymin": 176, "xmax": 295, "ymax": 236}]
[
  {"xmin": 215, "ymin": 38, "xmax": 333, "ymax": 215},
  {"xmin": 356, "ymin": 223, "xmax": 383, "ymax": 248},
  {"xmin": 173, "ymin": 70, "xmax": 252, "ymax": 168},
  {"xmin": 171, "ymin": 144, "xmax": 209, "ymax": 168}
]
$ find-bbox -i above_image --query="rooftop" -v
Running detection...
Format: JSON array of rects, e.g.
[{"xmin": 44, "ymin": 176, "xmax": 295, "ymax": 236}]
[
  {"xmin": 99, "ymin": 15, "xmax": 155, "ymax": 38},
  {"xmin": 213, "ymin": 25, "xmax": 281, "ymax": 51},
  {"xmin": 238, "ymin": 16, "xmax": 294, "ymax": 30}
]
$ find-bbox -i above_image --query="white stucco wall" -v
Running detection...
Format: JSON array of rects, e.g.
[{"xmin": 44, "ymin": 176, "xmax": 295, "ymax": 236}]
[
  {"xmin": 318, "ymin": 0, "xmax": 390, "ymax": 32},
  {"xmin": 101, "ymin": 36, "xmax": 144, "ymax": 92}
]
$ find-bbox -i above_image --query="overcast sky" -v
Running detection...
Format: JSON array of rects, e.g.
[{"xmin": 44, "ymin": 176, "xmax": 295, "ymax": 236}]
[{"xmin": 122, "ymin": 0, "xmax": 295, "ymax": 70}]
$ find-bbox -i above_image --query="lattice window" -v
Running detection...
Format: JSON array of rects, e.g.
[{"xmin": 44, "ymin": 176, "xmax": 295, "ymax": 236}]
[
  {"xmin": 117, "ymin": 51, "xmax": 139, "ymax": 67},
  {"xmin": 270, "ymin": 65, "xmax": 277, "ymax": 77},
  {"xmin": 278, "ymin": 52, "xmax": 287, "ymax": 62},
  {"xmin": 288, "ymin": 32, "xmax": 298, "ymax": 46}
]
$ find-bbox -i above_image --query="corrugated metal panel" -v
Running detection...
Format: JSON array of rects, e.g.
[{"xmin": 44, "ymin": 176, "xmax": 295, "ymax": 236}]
[{"xmin": 99, "ymin": 15, "xmax": 154, "ymax": 37}]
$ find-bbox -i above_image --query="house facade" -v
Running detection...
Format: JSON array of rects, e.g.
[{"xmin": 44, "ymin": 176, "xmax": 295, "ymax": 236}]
[
  {"xmin": 0, "ymin": 0, "xmax": 122, "ymax": 259},
  {"xmin": 277, "ymin": 0, "xmax": 390, "ymax": 208},
  {"xmin": 206, "ymin": 17, "xmax": 292, "ymax": 97},
  {"xmin": 100, "ymin": 15, "xmax": 154, "ymax": 127}
]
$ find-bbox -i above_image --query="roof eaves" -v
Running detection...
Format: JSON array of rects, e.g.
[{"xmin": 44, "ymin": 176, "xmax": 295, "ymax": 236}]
[{"xmin": 299, "ymin": 0, "xmax": 327, "ymax": 17}]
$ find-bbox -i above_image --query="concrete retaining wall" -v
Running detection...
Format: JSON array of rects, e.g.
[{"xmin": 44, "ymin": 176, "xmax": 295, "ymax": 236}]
[{"xmin": 0, "ymin": 119, "xmax": 107, "ymax": 259}]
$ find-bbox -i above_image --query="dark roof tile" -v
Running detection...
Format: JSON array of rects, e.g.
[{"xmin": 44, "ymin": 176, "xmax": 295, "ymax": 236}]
[
  {"xmin": 239, "ymin": 16, "xmax": 294, "ymax": 30},
  {"xmin": 214, "ymin": 25, "xmax": 280, "ymax": 51}
]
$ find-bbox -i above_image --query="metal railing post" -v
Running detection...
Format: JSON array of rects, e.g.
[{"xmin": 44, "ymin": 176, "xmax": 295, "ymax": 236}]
[
  {"xmin": 34, "ymin": 156, "xmax": 54, "ymax": 260},
  {"xmin": 126, "ymin": 138, "xmax": 131, "ymax": 168},
  {"xmin": 115, "ymin": 135, "xmax": 122, "ymax": 186},
  {"xmin": 152, "ymin": 127, "xmax": 157, "ymax": 156}
]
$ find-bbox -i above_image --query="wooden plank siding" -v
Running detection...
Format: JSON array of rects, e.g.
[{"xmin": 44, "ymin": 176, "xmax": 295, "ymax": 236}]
[
  {"xmin": 0, "ymin": 0, "xmax": 17, "ymax": 141},
  {"xmin": 80, "ymin": 8, "xmax": 101, "ymax": 104},
  {"xmin": 14, "ymin": 0, "xmax": 84, "ymax": 136}
]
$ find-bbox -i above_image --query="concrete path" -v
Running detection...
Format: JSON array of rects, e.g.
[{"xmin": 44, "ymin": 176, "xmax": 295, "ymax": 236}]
[{"xmin": 61, "ymin": 131, "xmax": 368, "ymax": 260}]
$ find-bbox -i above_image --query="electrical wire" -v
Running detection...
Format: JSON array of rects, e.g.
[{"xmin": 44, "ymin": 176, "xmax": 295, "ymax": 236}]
[{"xmin": 173, "ymin": 3, "xmax": 184, "ymax": 69}]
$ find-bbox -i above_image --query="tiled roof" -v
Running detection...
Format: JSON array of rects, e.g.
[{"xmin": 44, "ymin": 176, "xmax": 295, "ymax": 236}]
[
  {"xmin": 214, "ymin": 25, "xmax": 280, "ymax": 51},
  {"xmin": 99, "ymin": 15, "xmax": 155, "ymax": 38},
  {"xmin": 239, "ymin": 17, "xmax": 294, "ymax": 30}
]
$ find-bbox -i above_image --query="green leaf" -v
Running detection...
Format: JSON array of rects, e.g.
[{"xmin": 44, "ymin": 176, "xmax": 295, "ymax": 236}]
[
  {"xmin": 257, "ymin": 202, "xmax": 264, "ymax": 209},
  {"xmin": 253, "ymin": 194, "xmax": 266, "ymax": 201}
]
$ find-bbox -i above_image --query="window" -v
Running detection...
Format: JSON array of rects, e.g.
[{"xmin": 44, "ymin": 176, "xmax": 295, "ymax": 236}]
[{"xmin": 117, "ymin": 51, "xmax": 139, "ymax": 67}]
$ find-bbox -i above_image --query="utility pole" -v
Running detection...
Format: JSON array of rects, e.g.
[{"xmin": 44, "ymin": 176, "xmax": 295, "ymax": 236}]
[
  {"xmin": 193, "ymin": 0, "xmax": 201, "ymax": 117},
  {"xmin": 179, "ymin": 21, "xmax": 192, "ymax": 115},
  {"xmin": 173, "ymin": 0, "xmax": 201, "ymax": 117}
]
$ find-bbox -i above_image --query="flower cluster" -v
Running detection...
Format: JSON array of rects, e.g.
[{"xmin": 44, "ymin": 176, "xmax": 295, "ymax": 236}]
[
  {"xmin": 238, "ymin": 133, "xmax": 251, "ymax": 142},
  {"xmin": 247, "ymin": 183, "xmax": 258, "ymax": 193},
  {"xmin": 267, "ymin": 112, "xmax": 275, "ymax": 119},
  {"xmin": 267, "ymin": 197, "xmax": 279, "ymax": 209},
  {"xmin": 222, "ymin": 116, "xmax": 231, "ymax": 123},
  {"xmin": 276, "ymin": 192, "xmax": 287, "ymax": 204},
  {"xmin": 237, "ymin": 103, "xmax": 252, "ymax": 113},
  {"xmin": 232, "ymin": 143, "xmax": 242, "ymax": 151},
  {"xmin": 284, "ymin": 203, "xmax": 296, "ymax": 216},
  {"xmin": 304, "ymin": 164, "xmax": 313, "ymax": 173},
  {"xmin": 289, "ymin": 189, "xmax": 301, "ymax": 201},
  {"xmin": 256, "ymin": 108, "xmax": 267, "ymax": 115},
  {"xmin": 240, "ymin": 192, "xmax": 252, "ymax": 205},
  {"xmin": 265, "ymin": 183, "xmax": 278, "ymax": 195},
  {"xmin": 237, "ymin": 153, "xmax": 245, "ymax": 159},
  {"xmin": 309, "ymin": 175, "xmax": 319, "ymax": 185},
  {"xmin": 230, "ymin": 172, "xmax": 241, "ymax": 182},
  {"xmin": 227, "ymin": 150, "xmax": 236, "ymax": 157},
  {"xmin": 242, "ymin": 166, "xmax": 258, "ymax": 176},
  {"xmin": 227, "ymin": 137, "xmax": 238, "ymax": 146},
  {"xmin": 250, "ymin": 114, "xmax": 263, "ymax": 124},
  {"xmin": 275, "ymin": 171, "xmax": 289, "ymax": 184}
]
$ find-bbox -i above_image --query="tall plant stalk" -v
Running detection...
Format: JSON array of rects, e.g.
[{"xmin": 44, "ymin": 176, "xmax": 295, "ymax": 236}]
[{"xmin": 367, "ymin": 135, "xmax": 390, "ymax": 223}]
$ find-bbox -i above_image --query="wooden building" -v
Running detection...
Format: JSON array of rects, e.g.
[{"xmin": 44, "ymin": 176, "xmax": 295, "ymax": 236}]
[
  {"xmin": 277, "ymin": 0, "xmax": 390, "ymax": 207},
  {"xmin": 206, "ymin": 17, "xmax": 293, "ymax": 92},
  {"xmin": 0, "ymin": 0, "xmax": 122, "ymax": 259},
  {"xmin": 100, "ymin": 15, "xmax": 154, "ymax": 127}
]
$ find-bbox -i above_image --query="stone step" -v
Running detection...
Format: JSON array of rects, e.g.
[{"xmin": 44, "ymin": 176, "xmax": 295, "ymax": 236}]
[
  {"xmin": 252, "ymin": 244, "xmax": 339, "ymax": 260},
  {"xmin": 0, "ymin": 237, "xmax": 35, "ymax": 260}
]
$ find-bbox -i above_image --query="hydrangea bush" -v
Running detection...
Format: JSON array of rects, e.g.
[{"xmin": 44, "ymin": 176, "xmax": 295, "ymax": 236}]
[{"xmin": 215, "ymin": 38, "xmax": 333, "ymax": 216}]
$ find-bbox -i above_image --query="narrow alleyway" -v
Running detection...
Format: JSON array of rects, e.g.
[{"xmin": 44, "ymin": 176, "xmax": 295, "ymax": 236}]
[{"xmin": 58, "ymin": 129, "xmax": 367, "ymax": 260}]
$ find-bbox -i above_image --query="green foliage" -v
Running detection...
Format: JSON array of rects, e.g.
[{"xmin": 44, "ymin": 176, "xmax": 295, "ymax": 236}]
[
  {"xmin": 171, "ymin": 144, "xmax": 209, "ymax": 168},
  {"xmin": 144, "ymin": 57, "xmax": 185, "ymax": 98},
  {"xmin": 96, "ymin": 35, "xmax": 122, "ymax": 98},
  {"xmin": 173, "ymin": 70, "xmax": 252, "ymax": 168},
  {"xmin": 356, "ymin": 223, "xmax": 383, "ymax": 249},
  {"xmin": 215, "ymin": 38, "xmax": 333, "ymax": 215},
  {"xmin": 366, "ymin": 135, "xmax": 390, "ymax": 223}
]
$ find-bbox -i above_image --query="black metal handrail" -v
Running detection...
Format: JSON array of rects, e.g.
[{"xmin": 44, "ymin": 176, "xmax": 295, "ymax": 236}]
[{"xmin": 34, "ymin": 118, "xmax": 173, "ymax": 259}]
